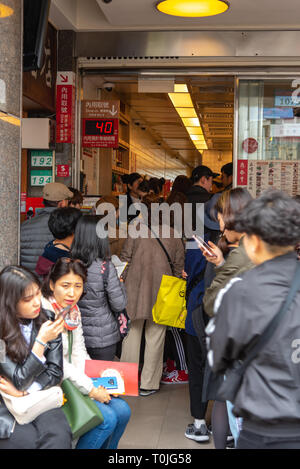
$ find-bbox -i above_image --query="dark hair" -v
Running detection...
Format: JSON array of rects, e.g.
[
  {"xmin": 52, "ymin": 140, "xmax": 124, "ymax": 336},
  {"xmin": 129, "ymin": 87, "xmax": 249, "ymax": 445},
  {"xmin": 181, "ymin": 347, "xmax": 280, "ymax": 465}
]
[
  {"xmin": 0, "ymin": 266, "xmax": 46, "ymax": 363},
  {"xmin": 68, "ymin": 187, "xmax": 83, "ymax": 207},
  {"xmin": 48, "ymin": 207, "xmax": 82, "ymax": 240},
  {"xmin": 141, "ymin": 193, "xmax": 163, "ymax": 227},
  {"xmin": 123, "ymin": 173, "xmax": 142, "ymax": 191},
  {"xmin": 148, "ymin": 178, "xmax": 161, "ymax": 195},
  {"xmin": 216, "ymin": 188, "xmax": 253, "ymax": 231},
  {"xmin": 235, "ymin": 190, "xmax": 300, "ymax": 247},
  {"xmin": 138, "ymin": 179, "xmax": 150, "ymax": 194},
  {"xmin": 71, "ymin": 215, "xmax": 111, "ymax": 267},
  {"xmin": 42, "ymin": 258, "xmax": 87, "ymax": 298},
  {"xmin": 221, "ymin": 162, "xmax": 233, "ymax": 177},
  {"xmin": 171, "ymin": 175, "xmax": 193, "ymax": 195}
]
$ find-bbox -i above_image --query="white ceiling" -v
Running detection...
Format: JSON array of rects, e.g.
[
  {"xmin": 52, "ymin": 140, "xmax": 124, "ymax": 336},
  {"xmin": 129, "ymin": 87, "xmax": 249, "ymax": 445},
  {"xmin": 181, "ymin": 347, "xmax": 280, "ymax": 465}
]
[{"xmin": 50, "ymin": 0, "xmax": 300, "ymax": 32}]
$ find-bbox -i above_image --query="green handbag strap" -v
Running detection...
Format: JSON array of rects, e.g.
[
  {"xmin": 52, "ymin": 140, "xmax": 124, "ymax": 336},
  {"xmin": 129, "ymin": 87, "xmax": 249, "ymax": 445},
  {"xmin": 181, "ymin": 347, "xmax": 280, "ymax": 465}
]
[{"xmin": 67, "ymin": 330, "xmax": 73, "ymax": 364}]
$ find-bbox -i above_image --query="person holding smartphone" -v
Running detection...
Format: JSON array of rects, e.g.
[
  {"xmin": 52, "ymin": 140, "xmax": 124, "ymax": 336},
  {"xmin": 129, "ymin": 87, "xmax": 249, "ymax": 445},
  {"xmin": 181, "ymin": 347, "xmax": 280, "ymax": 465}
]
[
  {"xmin": 196, "ymin": 188, "xmax": 253, "ymax": 449},
  {"xmin": 207, "ymin": 190, "xmax": 300, "ymax": 449},
  {"xmin": 0, "ymin": 266, "xmax": 72, "ymax": 449},
  {"xmin": 41, "ymin": 258, "xmax": 131, "ymax": 450}
]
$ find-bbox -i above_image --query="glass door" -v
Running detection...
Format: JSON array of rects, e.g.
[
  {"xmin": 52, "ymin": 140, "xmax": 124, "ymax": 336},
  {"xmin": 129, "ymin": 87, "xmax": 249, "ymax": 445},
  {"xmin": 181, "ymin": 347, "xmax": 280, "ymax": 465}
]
[{"xmin": 235, "ymin": 78, "xmax": 300, "ymax": 198}]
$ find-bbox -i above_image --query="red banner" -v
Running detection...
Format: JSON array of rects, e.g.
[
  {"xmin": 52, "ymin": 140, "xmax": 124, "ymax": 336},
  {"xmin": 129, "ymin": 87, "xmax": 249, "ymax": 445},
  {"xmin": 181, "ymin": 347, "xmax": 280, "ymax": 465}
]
[
  {"xmin": 56, "ymin": 72, "xmax": 75, "ymax": 144},
  {"xmin": 237, "ymin": 160, "xmax": 248, "ymax": 186}
]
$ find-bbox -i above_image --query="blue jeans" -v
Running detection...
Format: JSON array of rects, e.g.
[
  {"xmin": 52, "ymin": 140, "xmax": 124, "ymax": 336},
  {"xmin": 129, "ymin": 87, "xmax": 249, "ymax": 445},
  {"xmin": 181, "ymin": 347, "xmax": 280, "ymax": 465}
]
[{"xmin": 76, "ymin": 397, "xmax": 131, "ymax": 449}]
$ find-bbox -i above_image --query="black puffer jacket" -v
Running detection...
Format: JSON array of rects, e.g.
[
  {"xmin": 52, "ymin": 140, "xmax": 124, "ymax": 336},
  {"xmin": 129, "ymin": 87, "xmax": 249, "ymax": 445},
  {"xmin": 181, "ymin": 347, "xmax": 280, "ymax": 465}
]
[
  {"xmin": 0, "ymin": 310, "xmax": 63, "ymax": 439},
  {"xmin": 78, "ymin": 259, "xmax": 127, "ymax": 349}
]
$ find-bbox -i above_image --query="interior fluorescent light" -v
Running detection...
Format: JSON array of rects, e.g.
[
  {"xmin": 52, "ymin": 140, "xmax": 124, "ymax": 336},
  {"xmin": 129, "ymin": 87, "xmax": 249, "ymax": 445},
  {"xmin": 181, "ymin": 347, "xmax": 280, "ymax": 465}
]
[
  {"xmin": 168, "ymin": 93, "xmax": 193, "ymax": 108},
  {"xmin": 174, "ymin": 84, "xmax": 189, "ymax": 92},
  {"xmin": 175, "ymin": 108, "xmax": 198, "ymax": 118},
  {"xmin": 186, "ymin": 127, "xmax": 203, "ymax": 135},
  {"xmin": 156, "ymin": 0, "xmax": 230, "ymax": 18},
  {"xmin": 181, "ymin": 117, "xmax": 200, "ymax": 127},
  {"xmin": 190, "ymin": 135, "xmax": 206, "ymax": 141}
]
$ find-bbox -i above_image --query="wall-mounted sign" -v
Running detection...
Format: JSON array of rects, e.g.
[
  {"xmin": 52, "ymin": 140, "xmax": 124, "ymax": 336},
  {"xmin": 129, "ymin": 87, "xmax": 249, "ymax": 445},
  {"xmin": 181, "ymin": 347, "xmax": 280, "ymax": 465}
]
[
  {"xmin": 242, "ymin": 137, "xmax": 258, "ymax": 154},
  {"xmin": 31, "ymin": 150, "xmax": 53, "ymax": 167},
  {"xmin": 274, "ymin": 89, "xmax": 300, "ymax": 108},
  {"xmin": 30, "ymin": 170, "xmax": 53, "ymax": 186},
  {"xmin": 270, "ymin": 124, "xmax": 300, "ymax": 138},
  {"xmin": 263, "ymin": 108, "xmax": 294, "ymax": 120},
  {"xmin": 56, "ymin": 72, "xmax": 75, "ymax": 144},
  {"xmin": 237, "ymin": 160, "xmax": 248, "ymax": 186},
  {"xmin": 82, "ymin": 100, "xmax": 120, "ymax": 148},
  {"xmin": 56, "ymin": 164, "xmax": 70, "ymax": 178}
]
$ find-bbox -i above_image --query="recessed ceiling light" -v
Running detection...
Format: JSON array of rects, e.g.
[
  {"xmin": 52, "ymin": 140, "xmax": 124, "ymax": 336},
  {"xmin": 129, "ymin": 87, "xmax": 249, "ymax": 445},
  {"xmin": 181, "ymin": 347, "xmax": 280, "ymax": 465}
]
[{"xmin": 156, "ymin": 0, "xmax": 229, "ymax": 18}]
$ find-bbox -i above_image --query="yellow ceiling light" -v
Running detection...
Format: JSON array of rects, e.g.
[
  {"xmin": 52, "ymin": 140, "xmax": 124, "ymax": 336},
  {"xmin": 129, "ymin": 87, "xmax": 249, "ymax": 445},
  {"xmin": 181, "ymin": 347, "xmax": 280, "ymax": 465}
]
[
  {"xmin": 195, "ymin": 143, "xmax": 208, "ymax": 150},
  {"xmin": 176, "ymin": 108, "xmax": 198, "ymax": 118},
  {"xmin": 0, "ymin": 3, "xmax": 14, "ymax": 17},
  {"xmin": 156, "ymin": 0, "xmax": 229, "ymax": 17},
  {"xmin": 174, "ymin": 84, "xmax": 189, "ymax": 92},
  {"xmin": 168, "ymin": 93, "xmax": 193, "ymax": 108},
  {"xmin": 186, "ymin": 127, "xmax": 203, "ymax": 135},
  {"xmin": 181, "ymin": 117, "xmax": 200, "ymax": 127},
  {"xmin": 190, "ymin": 135, "xmax": 206, "ymax": 142}
]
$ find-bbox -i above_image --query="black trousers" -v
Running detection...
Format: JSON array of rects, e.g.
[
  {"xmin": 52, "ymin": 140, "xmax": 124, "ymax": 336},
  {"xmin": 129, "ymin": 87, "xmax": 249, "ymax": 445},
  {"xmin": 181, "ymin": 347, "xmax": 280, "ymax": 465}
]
[
  {"xmin": 87, "ymin": 343, "xmax": 117, "ymax": 361},
  {"xmin": 185, "ymin": 332, "xmax": 208, "ymax": 420},
  {"xmin": 237, "ymin": 428, "xmax": 300, "ymax": 449},
  {"xmin": 0, "ymin": 408, "xmax": 72, "ymax": 449}
]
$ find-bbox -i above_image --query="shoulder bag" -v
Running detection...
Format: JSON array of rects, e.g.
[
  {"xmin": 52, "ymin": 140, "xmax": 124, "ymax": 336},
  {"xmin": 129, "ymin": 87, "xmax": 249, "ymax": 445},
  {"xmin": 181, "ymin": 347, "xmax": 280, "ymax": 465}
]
[
  {"xmin": 217, "ymin": 262, "xmax": 300, "ymax": 403},
  {"xmin": 151, "ymin": 234, "xmax": 187, "ymax": 329},
  {"xmin": 0, "ymin": 386, "xmax": 63, "ymax": 426},
  {"xmin": 61, "ymin": 330, "xmax": 104, "ymax": 439}
]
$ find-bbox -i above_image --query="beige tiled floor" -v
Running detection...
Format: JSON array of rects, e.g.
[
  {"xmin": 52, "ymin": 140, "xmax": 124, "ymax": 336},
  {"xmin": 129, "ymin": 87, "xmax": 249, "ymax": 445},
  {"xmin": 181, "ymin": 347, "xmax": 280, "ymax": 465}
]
[{"xmin": 119, "ymin": 384, "xmax": 215, "ymax": 449}]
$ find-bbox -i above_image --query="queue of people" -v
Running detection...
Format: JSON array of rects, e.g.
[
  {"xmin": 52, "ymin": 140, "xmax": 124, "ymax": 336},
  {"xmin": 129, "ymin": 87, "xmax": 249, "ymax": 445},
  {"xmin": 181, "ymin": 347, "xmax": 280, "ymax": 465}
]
[{"xmin": 0, "ymin": 168, "xmax": 300, "ymax": 449}]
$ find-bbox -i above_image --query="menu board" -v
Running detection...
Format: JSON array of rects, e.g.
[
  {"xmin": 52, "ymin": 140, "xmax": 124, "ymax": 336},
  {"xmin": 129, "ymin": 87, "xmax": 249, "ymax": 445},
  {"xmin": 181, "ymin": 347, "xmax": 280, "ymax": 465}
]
[{"xmin": 238, "ymin": 160, "xmax": 300, "ymax": 198}]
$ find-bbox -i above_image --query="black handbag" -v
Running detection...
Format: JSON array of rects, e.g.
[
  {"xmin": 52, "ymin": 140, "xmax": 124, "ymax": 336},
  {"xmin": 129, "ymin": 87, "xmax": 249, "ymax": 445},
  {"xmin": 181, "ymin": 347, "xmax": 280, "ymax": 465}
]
[{"xmin": 217, "ymin": 262, "xmax": 300, "ymax": 403}]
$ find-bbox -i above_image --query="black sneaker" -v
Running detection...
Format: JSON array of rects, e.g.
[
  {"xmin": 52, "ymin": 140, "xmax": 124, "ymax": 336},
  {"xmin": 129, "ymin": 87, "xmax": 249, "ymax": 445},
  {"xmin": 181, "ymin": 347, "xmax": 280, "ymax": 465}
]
[{"xmin": 185, "ymin": 423, "xmax": 210, "ymax": 443}]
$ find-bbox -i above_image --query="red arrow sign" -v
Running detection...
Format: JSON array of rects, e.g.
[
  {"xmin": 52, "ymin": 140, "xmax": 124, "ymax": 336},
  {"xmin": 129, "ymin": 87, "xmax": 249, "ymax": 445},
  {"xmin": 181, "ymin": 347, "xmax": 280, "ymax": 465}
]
[{"xmin": 60, "ymin": 74, "xmax": 68, "ymax": 83}]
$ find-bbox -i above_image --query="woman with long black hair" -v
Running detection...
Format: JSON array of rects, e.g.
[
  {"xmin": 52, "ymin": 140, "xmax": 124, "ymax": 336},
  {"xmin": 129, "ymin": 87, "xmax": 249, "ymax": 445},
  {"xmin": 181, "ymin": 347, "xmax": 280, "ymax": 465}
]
[
  {"xmin": 41, "ymin": 258, "xmax": 131, "ymax": 449},
  {"xmin": 71, "ymin": 215, "xmax": 127, "ymax": 361},
  {"xmin": 0, "ymin": 266, "xmax": 71, "ymax": 449}
]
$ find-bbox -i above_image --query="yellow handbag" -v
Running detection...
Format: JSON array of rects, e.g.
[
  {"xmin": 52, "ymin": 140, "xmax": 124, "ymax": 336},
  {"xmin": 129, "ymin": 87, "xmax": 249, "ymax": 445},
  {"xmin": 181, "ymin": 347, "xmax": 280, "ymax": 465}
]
[{"xmin": 151, "ymin": 236, "xmax": 187, "ymax": 329}]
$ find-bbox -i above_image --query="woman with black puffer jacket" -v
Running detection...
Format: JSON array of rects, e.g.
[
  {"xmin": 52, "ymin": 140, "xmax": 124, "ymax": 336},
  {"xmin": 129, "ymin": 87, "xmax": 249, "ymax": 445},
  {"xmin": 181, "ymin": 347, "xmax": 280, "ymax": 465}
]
[{"xmin": 71, "ymin": 216, "xmax": 127, "ymax": 361}]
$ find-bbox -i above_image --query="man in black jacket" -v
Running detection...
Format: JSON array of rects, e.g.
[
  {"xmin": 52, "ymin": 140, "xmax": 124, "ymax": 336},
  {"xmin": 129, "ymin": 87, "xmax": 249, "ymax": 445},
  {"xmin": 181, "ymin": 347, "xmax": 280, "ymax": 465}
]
[{"xmin": 186, "ymin": 165, "xmax": 219, "ymax": 234}]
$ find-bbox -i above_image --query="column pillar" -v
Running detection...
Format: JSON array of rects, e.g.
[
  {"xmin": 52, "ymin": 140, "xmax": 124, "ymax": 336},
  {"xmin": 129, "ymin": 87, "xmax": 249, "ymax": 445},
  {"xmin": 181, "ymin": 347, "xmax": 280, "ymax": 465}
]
[{"xmin": 0, "ymin": 0, "xmax": 22, "ymax": 268}]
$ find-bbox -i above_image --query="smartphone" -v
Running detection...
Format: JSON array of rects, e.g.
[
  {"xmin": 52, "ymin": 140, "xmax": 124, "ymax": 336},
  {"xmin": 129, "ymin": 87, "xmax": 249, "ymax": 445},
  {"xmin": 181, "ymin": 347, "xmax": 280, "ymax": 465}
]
[
  {"xmin": 56, "ymin": 305, "xmax": 71, "ymax": 320},
  {"xmin": 193, "ymin": 235, "xmax": 217, "ymax": 258},
  {"xmin": 92, "ymin": 377, "xmax": 118, "ymax": 390}
]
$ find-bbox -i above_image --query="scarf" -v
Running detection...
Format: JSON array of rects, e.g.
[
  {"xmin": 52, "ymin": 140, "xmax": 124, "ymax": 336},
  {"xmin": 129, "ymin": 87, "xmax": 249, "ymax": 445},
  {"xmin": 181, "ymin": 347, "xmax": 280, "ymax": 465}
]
[{"xmin": 48, "ymin": 297, "xmax": 81, "ymax": 331}]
